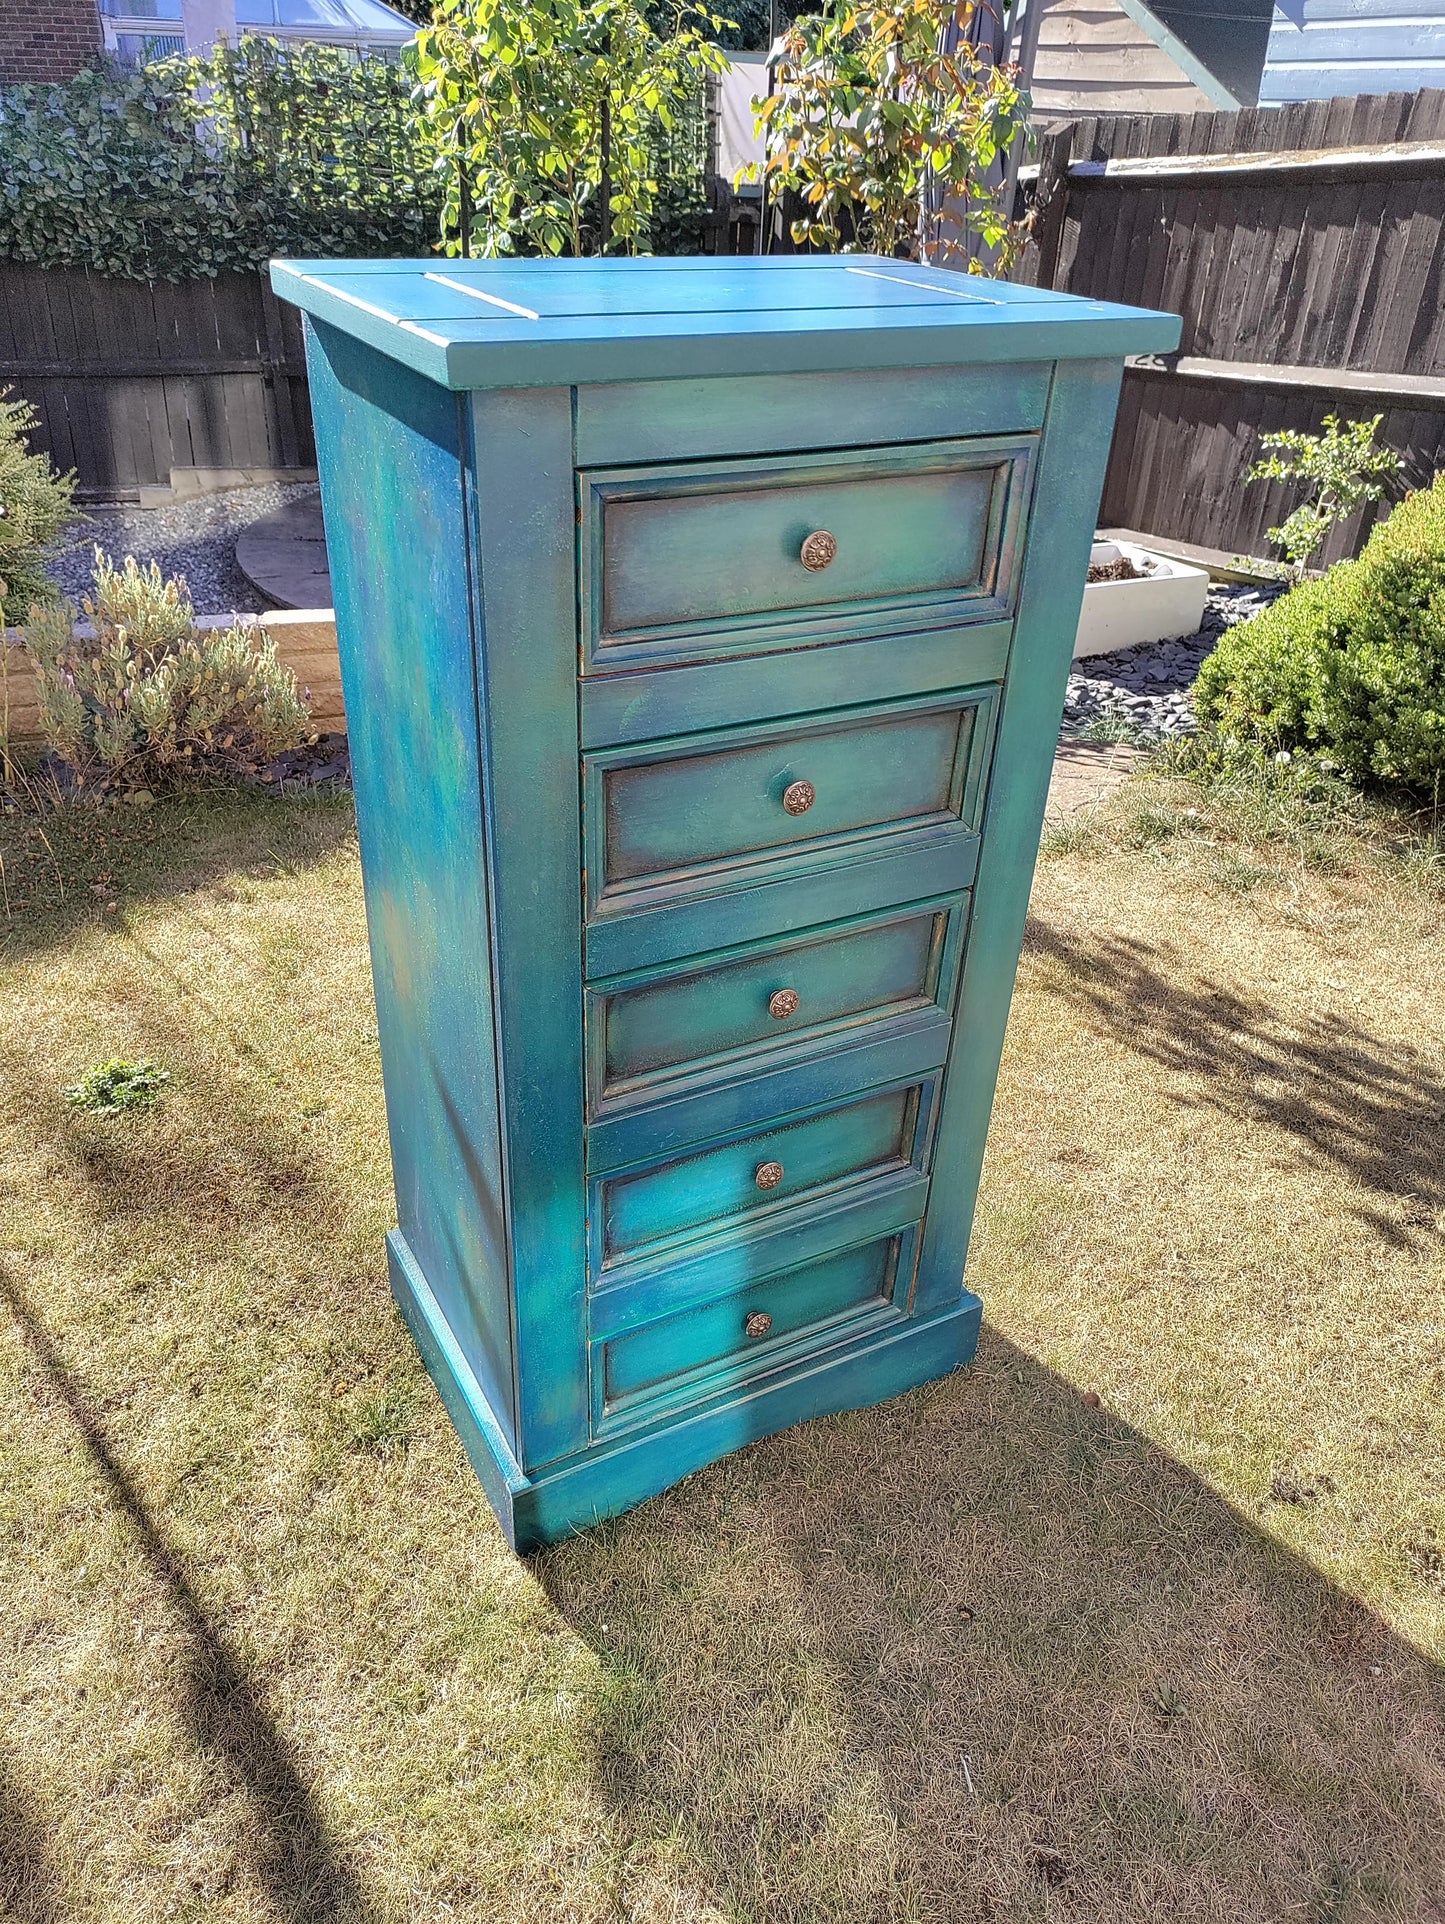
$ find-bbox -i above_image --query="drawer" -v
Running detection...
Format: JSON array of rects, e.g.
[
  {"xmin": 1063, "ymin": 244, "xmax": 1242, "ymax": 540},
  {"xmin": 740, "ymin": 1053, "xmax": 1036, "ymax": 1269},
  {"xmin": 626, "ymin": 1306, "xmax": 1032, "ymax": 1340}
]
[
  {"xmin": 584, "ymin": 690, "xmax": 994, "ymax": 931},
  {"xmin": 597, "ymin": 1079, "xmax": 933, "ymax": 1274},
  {"xmin": 580, "ymin": 437, "xmax": 1036, "ymax": 670},
  {"xmin": 597, "ymin": 1230, "xmax": 914, "ymax": 1425},
  {"xmin": 587, "ymin": 896, "xmax": 966, "ymax": 1129}
]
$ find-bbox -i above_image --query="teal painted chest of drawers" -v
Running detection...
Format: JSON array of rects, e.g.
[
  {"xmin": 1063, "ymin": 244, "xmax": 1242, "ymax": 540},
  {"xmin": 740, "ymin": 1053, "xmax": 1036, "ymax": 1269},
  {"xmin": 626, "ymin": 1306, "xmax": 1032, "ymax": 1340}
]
[{"xmin": 272, "ymin": 256, "xmax": 1179, "ymax": 1551}]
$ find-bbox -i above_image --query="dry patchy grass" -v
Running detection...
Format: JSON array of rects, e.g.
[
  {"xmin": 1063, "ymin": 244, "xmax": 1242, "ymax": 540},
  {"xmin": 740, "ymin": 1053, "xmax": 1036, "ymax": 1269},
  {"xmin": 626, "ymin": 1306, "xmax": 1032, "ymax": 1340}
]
[{"xmin": 0, "ymin": 784, "xmax": 1441, "ymax": 1924}]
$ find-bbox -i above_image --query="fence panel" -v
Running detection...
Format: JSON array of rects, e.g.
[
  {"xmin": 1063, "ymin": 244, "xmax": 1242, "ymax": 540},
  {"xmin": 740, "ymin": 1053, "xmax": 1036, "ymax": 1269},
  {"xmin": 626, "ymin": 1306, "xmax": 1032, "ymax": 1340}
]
[
  {"xmin": 0, "ymin": 263, "xmax": 315, "ymax": 501},
  {"xmin": 1026, "ymin": 88, "xmax": 1445, "ymax": 562}
]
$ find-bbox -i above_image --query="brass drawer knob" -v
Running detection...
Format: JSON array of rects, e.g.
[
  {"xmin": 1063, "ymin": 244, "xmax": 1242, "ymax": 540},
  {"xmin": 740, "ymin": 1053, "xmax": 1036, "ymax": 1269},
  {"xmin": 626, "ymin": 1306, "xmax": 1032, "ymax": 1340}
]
[
  {"xmin": 744, "ymin": 1310, "xmax": 774, "ymax": 1339},
  {"xmin": 782, "ymin": 779, "xmax": 815, "ymax": 816},
  {"xmin": 755, "ymin": 1160, "xmax": 784, "ymax": 1191},
  {"xmin": 800, "ymin": 529, "xmax": 837, "ymax": 571},
  {"xmin": 768, "ymin": 988, "xmax": 799, "ymax": 1020}
]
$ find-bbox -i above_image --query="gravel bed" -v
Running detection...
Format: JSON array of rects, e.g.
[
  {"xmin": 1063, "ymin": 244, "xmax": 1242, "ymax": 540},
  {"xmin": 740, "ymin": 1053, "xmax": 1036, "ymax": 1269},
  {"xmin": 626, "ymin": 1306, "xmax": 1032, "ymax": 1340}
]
[
  {"xmin": 1063, "ymin": 582, "xmax": 1285, "ymax": 742},
  {"xmin": 46, "ymin": 481, "xmax": 319, "ymax": 617}
]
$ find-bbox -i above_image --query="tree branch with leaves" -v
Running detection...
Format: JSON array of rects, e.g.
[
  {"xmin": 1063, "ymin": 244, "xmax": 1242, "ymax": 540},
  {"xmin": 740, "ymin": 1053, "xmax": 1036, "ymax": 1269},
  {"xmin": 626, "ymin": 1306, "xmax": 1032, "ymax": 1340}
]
[
  {"xmin": 412, "ymin": 0, "xmax": 729, "ymax": 258},
  {"xmin": 1247, "ymin": 413, "xmax": 1404, "ymax": 581},
  {"xmin": 752, "ymin": 0, "xmax": 1031, "ymax": 269}
]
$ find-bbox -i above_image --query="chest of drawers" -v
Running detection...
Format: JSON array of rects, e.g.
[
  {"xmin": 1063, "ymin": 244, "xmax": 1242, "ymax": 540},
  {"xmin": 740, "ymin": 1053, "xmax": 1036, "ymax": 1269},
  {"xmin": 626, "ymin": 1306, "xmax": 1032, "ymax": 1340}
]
[{"xmin": 274, "ymin": 256, "xmax": 1178, "ymax": 1551}]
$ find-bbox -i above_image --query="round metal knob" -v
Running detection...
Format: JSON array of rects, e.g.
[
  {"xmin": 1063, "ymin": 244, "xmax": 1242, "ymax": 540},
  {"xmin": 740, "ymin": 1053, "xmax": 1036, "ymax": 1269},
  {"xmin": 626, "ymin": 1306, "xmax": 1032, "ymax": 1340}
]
[
  {"xmin": 800, "ymin": 529, "xmax": 837, "ymax": 572},
  {"xmin": 744, "ymin": 1310, "xmax": 774, "ymax": 1339},
  {"xmin": 768, "ymin": 988, "xmax": 800, "ymax": 1020},
  {"xmin": 782, "ymin": 779, "xmax": 815, "ymax": 816},
  {"xmin": 755, "ymin": 1160, "xmax": 784, "ymax": 1191}
]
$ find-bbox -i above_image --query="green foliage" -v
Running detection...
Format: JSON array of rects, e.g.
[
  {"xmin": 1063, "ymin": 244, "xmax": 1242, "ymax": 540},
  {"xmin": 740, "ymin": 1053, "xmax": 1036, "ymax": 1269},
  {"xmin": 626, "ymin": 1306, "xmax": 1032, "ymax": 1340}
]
[
  {"xmin": 412, "ymin": 0, "xmax": 728, "ymax": 258},
  {"xmin": 64, "ymin": 1057, "xmax": 169, "ymax": 1117},
  {"xmin": 1194, "ymin": 474, "xmax": 1445, "ymax": 790},
  {"xmin": 0, "ymin": 40, "xmax": 442, "ymax": 281},
  {"xmin": 0, "ymin": 390, "xmax": 76, "ymax": 624},
  {"xmin": 15, "ymin": 551, "xmax": 309, "ymax": 788},
  {"xmin": 1247, "ymin": 412, "xmax": 1404, "ymax": 578},
  {"xmin": 755, "ymin": 0, "xmax": 1031, "ymax": 266}
]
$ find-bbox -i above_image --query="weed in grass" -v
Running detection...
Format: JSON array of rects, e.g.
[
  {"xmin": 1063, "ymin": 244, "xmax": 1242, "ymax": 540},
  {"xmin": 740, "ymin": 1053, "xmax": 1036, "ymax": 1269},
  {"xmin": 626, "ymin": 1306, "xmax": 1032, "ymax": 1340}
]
[
  {"xmin": 348, "ymin": 1386, "xmax": 416, "ymax": 1457},
  {"xmin": 1077, "ymin": 713, "xmax": 1151, "ymax": 747},
  {"xmin": 62, "ymin": 1055, "xmax": 168, "ymax": 1116}
]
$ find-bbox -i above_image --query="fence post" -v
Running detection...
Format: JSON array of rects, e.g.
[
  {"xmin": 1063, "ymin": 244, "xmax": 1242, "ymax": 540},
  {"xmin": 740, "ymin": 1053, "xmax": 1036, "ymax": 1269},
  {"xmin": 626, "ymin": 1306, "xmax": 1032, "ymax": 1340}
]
[{"xmin": 1029, "ymin": 125, "xmax": 1074, "ymax": 290}]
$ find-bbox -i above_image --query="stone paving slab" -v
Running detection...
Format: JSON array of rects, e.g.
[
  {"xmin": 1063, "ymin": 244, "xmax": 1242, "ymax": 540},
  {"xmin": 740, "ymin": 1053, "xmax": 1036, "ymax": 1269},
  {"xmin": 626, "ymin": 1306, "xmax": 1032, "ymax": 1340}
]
[
  {"xmin": 236, "ymin": 493, "xmax": 332, "ymax": 609},
  {"xmin": 1045, "ymin": 741, "xmax": 1144, "ymax": 820}
]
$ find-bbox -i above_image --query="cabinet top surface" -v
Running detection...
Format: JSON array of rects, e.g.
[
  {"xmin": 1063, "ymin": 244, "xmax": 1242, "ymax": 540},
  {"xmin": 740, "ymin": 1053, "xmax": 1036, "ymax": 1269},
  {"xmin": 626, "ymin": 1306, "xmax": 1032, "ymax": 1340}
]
[{"xmin": 270, "ymin": 254, "xmax": 1180, "ymax": 391}]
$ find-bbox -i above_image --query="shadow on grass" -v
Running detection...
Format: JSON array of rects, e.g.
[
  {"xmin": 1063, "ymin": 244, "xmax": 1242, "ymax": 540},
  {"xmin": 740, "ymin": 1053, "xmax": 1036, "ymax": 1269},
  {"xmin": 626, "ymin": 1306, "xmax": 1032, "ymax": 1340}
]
[
  {"xmin": 539, "ymin": 1334, "xmax": 1445, "ymax": 1921},
  {"xmin": 0, "ymin": 1753, "xmax": 62, "ymax": 1924},
  {"xmin": 0, "ymin": 1264, "xmax": 378, "ymax": 1924},
  {"xmin": 0, "ymin": 789, "xmax": 355, "ymax": 963},
  {"xmin": 1024, "ymin": 918, "xmax": 1445, "ymax": 1247}
]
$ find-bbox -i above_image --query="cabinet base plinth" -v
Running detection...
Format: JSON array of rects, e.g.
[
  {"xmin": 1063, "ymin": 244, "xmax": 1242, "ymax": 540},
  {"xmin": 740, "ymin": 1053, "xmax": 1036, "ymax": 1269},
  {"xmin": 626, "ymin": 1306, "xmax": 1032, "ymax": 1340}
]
[{"xmin": 388, "ymin": 1229, "xmax": 981, "ymax": 1553}]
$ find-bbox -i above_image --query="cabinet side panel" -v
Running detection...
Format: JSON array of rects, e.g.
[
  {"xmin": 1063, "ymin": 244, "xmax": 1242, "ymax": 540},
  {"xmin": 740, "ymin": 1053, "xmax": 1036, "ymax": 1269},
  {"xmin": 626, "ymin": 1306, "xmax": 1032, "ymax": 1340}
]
[
  {"xmin": 306, "ymin": 318, "xmax": 517, "ymax": 1449},
  {"xmin": 467, "ymin": 387, "xmax": 589, "ymax": 1473},
  {"xmin": 914, "ymin": 356, "xmax": 1125, "ymax": 1315}
]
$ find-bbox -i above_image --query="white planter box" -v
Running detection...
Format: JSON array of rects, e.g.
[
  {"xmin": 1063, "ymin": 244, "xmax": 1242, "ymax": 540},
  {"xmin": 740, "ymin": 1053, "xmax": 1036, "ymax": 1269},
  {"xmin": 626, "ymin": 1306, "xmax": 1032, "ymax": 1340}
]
[{"xmin": 1073, "ymin": 540, "xmax": 1210, "ymax": 660}]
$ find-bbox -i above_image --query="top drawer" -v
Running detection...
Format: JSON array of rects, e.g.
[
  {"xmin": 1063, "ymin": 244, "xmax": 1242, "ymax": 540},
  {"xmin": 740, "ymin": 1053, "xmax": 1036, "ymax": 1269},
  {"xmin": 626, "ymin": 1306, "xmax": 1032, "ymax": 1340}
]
[{"xmin": 579, "ymin": 436, "xmax": 1036, "ymax": 672}]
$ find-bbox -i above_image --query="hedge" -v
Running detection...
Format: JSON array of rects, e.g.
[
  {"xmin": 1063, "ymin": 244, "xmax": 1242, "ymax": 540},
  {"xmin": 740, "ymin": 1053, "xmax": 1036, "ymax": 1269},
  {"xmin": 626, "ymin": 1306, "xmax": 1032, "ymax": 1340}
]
[{"xmin": 0, "ymin": 33, "xmax": 713, "ymax": 282}]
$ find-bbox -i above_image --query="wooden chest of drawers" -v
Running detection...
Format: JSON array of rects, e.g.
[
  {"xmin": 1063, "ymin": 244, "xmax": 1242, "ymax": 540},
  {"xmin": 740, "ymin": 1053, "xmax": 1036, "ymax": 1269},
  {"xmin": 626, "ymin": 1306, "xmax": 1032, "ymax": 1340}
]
[{"xmin": 273, "ymin": 256, "xmax": 1178, "ymax": 1550}]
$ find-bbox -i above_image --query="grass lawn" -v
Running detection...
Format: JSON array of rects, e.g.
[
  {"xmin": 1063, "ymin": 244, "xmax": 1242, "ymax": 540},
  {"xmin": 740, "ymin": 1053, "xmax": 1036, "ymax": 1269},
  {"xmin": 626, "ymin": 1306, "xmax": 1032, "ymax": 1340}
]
[{"xmin": 0, "ymin": 777, "xmax": 1442, "ymax": 1923}]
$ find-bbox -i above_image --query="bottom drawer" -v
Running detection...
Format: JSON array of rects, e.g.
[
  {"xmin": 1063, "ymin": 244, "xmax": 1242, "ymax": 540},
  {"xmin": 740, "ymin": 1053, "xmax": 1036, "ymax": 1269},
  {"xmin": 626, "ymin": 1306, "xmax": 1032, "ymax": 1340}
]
[{"xmin": 598, "ymin": 1230, "xmax": 913, "ymax": 1426}]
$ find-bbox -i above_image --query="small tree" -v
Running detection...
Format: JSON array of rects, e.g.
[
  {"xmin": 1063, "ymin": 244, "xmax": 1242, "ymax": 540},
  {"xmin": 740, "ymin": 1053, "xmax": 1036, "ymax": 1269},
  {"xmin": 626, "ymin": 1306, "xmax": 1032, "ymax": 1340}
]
[
  {"xmin": 411, "ymin": 0, "xmax": 729, "ymax": 258},
  {"xmin": 1247, "ymin": 412, "xmax": 1404, "ymax": 580},
  {"xmin": 0, "ymin": 390, "xmax": 75, "ymax": 626},
  {"xmin": 753, "ymin": 0, "xmax": 1031, "ymax": 269}
]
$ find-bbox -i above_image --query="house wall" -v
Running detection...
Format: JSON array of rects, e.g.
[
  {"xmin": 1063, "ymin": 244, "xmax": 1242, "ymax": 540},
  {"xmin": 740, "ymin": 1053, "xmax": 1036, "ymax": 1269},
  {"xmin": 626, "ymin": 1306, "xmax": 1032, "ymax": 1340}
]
[
  {"xmin": 1261, "ymin": 1, "xmax": 1445, "ymax": 105},
  {"xmin": 1030, "ymin": 0, "xmax": 1218, "ymax": 120},
  {"xmin": 0, "ymin": 0, "xmax": 102, "ymax": 81}
]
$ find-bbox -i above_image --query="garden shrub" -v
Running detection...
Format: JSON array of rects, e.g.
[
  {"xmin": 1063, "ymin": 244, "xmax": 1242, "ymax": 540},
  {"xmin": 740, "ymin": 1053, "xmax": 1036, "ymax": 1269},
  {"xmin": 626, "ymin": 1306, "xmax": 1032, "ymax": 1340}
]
[
  {"xmin": 15, "ymin": 552, "xmax": 309, "ymax": 787},
  {"xmin": 0, "ymin": 33, "xmax": 717, "ymax": 280},
  {"xmin": 0, "ymin": 389, "xmax": 76, "ymax": 624},
  {"xmin": 0, "ymin": 40, "xmax": 439, "ymax": 281},
  {"xmin": 1194, "ymin": 475, "xmax": 1445, "ymax": 789}
]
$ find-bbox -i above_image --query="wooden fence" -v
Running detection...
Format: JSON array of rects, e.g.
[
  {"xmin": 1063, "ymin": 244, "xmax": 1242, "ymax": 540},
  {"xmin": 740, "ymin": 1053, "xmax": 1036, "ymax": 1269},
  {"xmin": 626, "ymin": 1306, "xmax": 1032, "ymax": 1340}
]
[
  {"xmin": 0, "ymin": 265, "xmax": 313, "ymax": 503},
  {"xmin": 1024, "ymin": 88, "xmax": 1445, "ymax": 565}
]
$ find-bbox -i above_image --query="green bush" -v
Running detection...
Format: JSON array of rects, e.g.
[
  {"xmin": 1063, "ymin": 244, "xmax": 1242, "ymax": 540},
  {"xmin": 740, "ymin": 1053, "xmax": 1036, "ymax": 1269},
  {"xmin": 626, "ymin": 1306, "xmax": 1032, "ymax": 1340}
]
[
  {"xmin": 14, "ymin": 551, "xmax": 309, "ymax": 788},
  {"xmin": 1194, "ymin": 475, "xmax": 1445, "ymax": 790},
  {"xmin": 0, "ymin": 40, "xmax": 441, "ymax": 281},
  {"xmin": 0, "ymin": 32, "xmax": 718, "ymax": 280},
  {"xmin": 0, "ymin": 389, "xmax": 76, "ymax": 624}
]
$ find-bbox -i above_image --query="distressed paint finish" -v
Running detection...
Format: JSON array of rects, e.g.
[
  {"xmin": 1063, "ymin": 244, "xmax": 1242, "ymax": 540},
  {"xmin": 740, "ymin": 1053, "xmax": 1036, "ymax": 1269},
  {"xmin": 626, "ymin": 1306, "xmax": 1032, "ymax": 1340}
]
[
  {"xmin": 581, "ymin": 437, "xmax": 1033, "ymax": 664},
  {"xmin": 277, "ymin": 255, "xmax": 1177, "ymax": 1552},
  {"xmin": 304, "ymin": 320, "xmax": 517, "ymax": 1449}
]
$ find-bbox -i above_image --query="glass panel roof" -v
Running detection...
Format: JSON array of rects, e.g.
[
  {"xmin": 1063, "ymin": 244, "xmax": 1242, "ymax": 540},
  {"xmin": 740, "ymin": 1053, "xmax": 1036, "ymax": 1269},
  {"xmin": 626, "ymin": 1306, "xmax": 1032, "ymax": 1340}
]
[{"xmin": 272, "ymin": 0, "xmax": 416, "ymax": 28}]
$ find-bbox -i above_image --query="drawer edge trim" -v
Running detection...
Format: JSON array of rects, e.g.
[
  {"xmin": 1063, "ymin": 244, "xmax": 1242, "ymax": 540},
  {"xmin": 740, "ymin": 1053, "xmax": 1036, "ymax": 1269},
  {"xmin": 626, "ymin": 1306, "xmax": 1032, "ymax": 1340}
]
[{"xmin": 589, "ymin": 1169, "xmax": 931, "ymax": 1338}]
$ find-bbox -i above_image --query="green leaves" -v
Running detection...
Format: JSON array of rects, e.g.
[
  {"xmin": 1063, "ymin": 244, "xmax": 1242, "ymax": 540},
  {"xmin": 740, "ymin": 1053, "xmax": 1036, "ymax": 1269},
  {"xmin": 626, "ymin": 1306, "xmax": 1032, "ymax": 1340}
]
[
  {"xmin": 411, "ymin": 0, "xmax": 728, "ymax": 259},
  {"xmin": 1247, "ymin": 413, "xmax": 1405, "ymax": 579},
  {"xmin": 64, "ymin": 1057, "xmax": 170, "ymax": 1117},
  {"xmin": 754, "ymin": 0, "xmax": 1032, "ymax": 266},
  {"xmin": 1194, "ymin": 473, "xmax": 1445, "ymax": 791},
  {"xmin": 0, "ymin": 40, "xmax": 444, "ymax": 281},
  {"xmin": 0, "ymin": 389, "xmax": 76, "ymax": 625}
]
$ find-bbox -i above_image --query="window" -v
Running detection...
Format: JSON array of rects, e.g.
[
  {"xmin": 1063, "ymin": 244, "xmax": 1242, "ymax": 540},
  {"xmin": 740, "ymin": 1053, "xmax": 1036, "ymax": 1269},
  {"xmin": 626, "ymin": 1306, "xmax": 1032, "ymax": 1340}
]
[{"xmin": 112, "ymin": 30, "xmax": 187, "ymax": 63}]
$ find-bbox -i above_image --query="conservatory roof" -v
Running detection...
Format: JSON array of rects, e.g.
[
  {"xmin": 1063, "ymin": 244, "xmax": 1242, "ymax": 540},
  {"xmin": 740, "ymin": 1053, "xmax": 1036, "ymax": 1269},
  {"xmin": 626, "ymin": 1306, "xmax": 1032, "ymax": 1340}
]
[{"xmin": 234, "ymin": 0, "xmax": 416, "ymax": 39}]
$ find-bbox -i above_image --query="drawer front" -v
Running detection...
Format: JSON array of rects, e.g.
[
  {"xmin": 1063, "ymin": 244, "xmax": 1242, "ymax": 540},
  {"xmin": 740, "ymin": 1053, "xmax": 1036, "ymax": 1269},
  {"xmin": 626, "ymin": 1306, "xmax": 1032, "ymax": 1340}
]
[
  {"xmin": 581, "ymin": 437, "xmax": 1035, "ymax": 669},
  {"xmin": 599, "ymin": 1081, "xmax": 928, "ymax": 1271},
  {"xmin": 588, "ymin": 897, "xmax": 965, "ymax": 1118},
  {"xmin": 598, "ymin": 1230, "xmax": 912, "ymax": 1422},
  {"xmin": 585, "ymin": 691, "xmax": 994, "ymax": 924}
]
